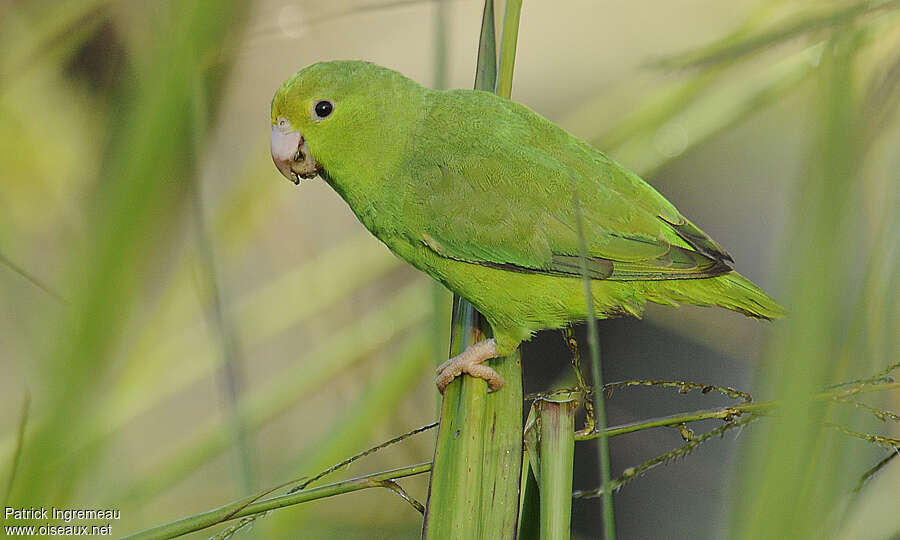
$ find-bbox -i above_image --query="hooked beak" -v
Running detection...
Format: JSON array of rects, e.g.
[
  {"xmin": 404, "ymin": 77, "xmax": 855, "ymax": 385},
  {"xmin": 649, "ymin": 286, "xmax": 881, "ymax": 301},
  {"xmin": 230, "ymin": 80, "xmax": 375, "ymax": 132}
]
[{"xmin": 271, "ymin": 123, "xmax": 319, "ymax": 185}]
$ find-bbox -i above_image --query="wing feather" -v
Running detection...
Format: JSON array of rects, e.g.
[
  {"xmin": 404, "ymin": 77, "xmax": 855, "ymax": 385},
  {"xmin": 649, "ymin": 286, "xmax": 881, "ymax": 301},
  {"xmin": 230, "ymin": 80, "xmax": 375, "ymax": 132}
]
[{"xmin": 398, "ymin": 89, "xmax": 733, "ymax": 281}]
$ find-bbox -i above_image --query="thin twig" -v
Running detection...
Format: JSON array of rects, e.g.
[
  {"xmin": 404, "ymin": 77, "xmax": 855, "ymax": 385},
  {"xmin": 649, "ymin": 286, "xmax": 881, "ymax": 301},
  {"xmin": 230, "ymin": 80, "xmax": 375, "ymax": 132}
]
[
  {"xmin": 289, "ymin": 421, "xmax": 438, "ymax": 494},
  {"xmin": 823, "ymin": 422, "xmax": 900, "ymax": 450},
  {"xmin": 603, "ymin": 379, "xmax": 752, "ymax": 403},
  {"xmin": 831, "ymin": 397, "xmax": 900, "ymax": 422},
  {"xmin": 371, "ymin": 479, "xmax": 425, "ymax": 514},
  {"xmin": 122, "ymin": 464, "xmax": 433, "ymax": 540},
  {"xmin": 213, "ymin": 514, "xmax": 267, "ymax": 540},
  {"xmin": 526, "ymin": 377, "xmax": 752, "ymax": 403},
  {"xmin": 0, "ymin": 249, "xmax": 66, "ymax": 303},
  {"xmin": 573, "ymin": 414, "xmax": 759, "ymax": 498},
  {"xmin": 853, "ymin": 450, "xmax": 899, "ymax": 493},
  {"xmin": 576, "ymin": 382, "xmax": 900, "ymax": 441},
  {"xmin": 206, "ymin": 421, "xmax": 437, "ymax": 539},
  {"xmin": 827, "ymin": 360, "xmax": 899, "ymax": 389}
]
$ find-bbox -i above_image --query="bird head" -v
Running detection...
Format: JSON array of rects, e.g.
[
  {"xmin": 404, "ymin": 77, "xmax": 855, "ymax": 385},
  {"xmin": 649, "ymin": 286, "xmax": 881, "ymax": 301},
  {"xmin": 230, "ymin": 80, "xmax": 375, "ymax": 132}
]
[{"xmin": 270, "ymin": 60, "xmax": 425, "ymax": 186}]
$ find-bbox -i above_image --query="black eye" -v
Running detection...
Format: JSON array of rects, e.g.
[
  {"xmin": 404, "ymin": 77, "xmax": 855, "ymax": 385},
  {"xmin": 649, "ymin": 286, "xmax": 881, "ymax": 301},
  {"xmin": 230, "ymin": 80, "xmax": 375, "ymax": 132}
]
[{"xmin": 314, "ymin": 100, "xmax": 333, "ymax": 119}]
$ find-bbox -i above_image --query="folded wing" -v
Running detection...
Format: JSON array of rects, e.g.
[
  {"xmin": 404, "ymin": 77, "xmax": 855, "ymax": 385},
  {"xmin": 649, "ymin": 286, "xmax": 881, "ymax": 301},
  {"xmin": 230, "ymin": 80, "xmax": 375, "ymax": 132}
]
[{"xmin": 402, "ymin": 139, "xmax": 733, "ymax": 281}]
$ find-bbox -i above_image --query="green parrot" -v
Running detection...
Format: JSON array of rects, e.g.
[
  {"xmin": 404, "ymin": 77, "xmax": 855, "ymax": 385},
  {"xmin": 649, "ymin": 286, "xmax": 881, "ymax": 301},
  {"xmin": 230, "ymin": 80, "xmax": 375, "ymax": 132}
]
[{"xmin": 270, "ymin": 61, "xmax": 784, "ymax": 393}]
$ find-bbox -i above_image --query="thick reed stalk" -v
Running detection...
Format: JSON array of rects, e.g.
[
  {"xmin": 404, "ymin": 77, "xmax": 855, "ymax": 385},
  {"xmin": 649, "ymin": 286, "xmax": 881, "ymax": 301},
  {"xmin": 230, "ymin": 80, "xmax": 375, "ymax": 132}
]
[{"xmin": 422, "ymin": 1, "xmax": 525, "ymax": 538}]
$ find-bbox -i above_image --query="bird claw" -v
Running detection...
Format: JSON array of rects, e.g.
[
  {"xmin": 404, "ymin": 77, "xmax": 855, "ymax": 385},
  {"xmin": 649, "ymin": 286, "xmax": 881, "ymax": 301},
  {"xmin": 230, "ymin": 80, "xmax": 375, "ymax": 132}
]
[{"xmin": 435, "ymin": 338, "xmax": 504, "ymax": 393}]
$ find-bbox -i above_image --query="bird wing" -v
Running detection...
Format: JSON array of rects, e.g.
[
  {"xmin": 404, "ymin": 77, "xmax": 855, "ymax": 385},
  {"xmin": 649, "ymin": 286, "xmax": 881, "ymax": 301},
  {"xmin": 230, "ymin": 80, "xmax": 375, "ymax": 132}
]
[{"xmin": 400, "ymin": 134, "xmax": 733, "ymax": 281}]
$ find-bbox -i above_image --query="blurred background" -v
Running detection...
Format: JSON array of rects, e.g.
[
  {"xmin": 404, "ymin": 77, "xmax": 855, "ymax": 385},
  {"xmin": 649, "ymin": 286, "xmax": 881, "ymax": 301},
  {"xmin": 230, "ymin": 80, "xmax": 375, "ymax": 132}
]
[{"xmin": 0, "ymin": 0, "xmax": 897, "ymax": 538}]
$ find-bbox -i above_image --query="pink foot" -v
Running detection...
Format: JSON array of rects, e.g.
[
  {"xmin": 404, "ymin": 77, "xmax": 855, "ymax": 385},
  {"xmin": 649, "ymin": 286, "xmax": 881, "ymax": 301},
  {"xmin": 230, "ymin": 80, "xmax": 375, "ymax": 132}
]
[{"xmin": 435, "ymin": 338, "xmax": 504, "ymax": 393}]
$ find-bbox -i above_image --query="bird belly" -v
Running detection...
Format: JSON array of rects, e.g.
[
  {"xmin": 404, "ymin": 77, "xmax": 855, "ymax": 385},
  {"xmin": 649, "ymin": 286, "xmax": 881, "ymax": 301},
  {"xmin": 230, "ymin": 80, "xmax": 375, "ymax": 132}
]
[{"xmin": 390, "ymin": 241, "xmax": 650, "ymax": 354}]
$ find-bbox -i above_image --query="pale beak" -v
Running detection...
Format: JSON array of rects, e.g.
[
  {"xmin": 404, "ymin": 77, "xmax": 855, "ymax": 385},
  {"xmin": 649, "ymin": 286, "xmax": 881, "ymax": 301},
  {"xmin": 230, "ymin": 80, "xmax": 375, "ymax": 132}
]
[{"xmin": 271, "ymin": 124, "xmax": 319, "ymax": 185}]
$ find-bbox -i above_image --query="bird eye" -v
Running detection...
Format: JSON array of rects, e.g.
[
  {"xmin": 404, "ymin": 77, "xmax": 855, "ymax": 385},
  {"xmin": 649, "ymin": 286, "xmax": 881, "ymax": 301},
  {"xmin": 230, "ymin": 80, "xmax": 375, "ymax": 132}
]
[{"xmin": 313, "ymin": 100, "xmax": 334, "ymax": 120}]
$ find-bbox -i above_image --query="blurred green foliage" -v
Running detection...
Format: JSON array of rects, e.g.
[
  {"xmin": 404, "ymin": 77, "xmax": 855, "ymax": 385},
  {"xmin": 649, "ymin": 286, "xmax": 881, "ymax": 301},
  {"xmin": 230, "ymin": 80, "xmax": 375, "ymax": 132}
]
[{"xmin": 0, "ymin": 1, "xmax": 897, "ymax": 538}]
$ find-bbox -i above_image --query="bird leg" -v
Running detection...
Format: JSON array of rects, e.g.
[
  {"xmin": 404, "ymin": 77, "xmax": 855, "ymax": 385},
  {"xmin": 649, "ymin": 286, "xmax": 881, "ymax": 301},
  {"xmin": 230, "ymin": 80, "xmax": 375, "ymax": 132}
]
[
  {"xmin": 563, "ymin": 327, "xmax": 595, "ymax": 437},
  {"xmin": 435, "ymin": 338, "xmax": 504, "ymax": 393}
]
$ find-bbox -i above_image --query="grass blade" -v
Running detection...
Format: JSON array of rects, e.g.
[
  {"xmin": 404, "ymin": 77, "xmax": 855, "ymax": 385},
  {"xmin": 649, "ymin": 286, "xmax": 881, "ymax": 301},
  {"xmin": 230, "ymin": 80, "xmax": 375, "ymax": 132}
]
[
  {"xmin": 572, "ymin": 184, "xmax": 616, "ymax": 538},
  {"xmin": 473, "ymin": 0, "xmax": 497, "ymax": 92},
  {"xmin": 517, "ymin": 445, "xmax": 540, "ymax": 540}
]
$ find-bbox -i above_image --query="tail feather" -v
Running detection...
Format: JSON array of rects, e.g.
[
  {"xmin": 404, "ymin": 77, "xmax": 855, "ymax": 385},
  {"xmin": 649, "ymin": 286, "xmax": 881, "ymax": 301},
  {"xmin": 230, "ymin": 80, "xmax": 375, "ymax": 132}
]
[
  {"xmin": 644, "ymin": 271, "xmax": 786, "ymax": 320},
  {"xmin": 718, "ymin": 272, "xmax": 786, "ymax": 319}
]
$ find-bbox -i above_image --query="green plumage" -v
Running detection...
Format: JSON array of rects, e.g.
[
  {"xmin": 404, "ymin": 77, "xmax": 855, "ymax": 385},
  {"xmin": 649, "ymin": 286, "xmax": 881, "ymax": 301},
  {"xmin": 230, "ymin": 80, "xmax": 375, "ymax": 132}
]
[{"xmin": 271, "ymin": 61, "xmax": 784, "ymax": 356}]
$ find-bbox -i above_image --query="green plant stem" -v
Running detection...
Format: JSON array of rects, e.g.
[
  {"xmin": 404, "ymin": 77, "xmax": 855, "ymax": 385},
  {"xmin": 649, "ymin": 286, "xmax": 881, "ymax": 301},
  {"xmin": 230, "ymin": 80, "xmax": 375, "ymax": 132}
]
[
  {"xmin": 422, "ymin": 5, "xmax": 497, "ymax": 520},
  {"xmin": 576, "ymin": 382, "xmax": 900, "ymax": 441},
  {"xmin": 496, "ymin": 0, "xmax": 523, "ymax": 98},
  {"xmin": 120, "ymin": 463, "xmax": 432, "ymax": 540},
  {"xmin": 423, "ymin": 360, "xmax": 490, "ymax": 538},
  {"xmin": 480, "ymin": 344, "xmax": 524, "ymax": 535},
  {"xmin": 478, "ymin": 4, "xmax": 525, "ymax": 533},
  {"xmin": 424, "ymin": 1, "xmax": 524, "ymax": 537},
  {"xmin": 536, "ymin": 397, "xmax": 577, "ymax": 540}
]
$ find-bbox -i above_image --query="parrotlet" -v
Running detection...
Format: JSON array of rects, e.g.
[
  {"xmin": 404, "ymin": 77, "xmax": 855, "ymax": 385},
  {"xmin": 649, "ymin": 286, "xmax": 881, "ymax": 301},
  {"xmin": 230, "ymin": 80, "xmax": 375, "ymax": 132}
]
[{"xmin": 270, "ymin": 61, "xmax": 784, "ymax": 393}]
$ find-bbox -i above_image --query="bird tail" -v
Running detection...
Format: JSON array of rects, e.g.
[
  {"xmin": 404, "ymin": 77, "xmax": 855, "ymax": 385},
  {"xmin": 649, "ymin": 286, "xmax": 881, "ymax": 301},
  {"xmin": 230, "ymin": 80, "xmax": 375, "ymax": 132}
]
[
  {"xmin": 643, "ymin": 271, "xmax": 786, "ymax": 320},
  {"xmin": 709, "ymin": 271, "xmax": 786, "ymax": 320}
]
